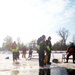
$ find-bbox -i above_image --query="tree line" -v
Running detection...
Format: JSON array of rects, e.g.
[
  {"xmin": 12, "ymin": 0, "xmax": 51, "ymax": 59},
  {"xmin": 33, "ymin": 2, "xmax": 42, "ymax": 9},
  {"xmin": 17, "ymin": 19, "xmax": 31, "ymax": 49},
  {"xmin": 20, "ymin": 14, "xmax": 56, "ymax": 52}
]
[
  {"xmin": 53, "ymin": 28, "xmax": 75, "ymax": 50},
  {"xmin": 1, "ymin": 27, "xmax": 75, "ymax": 51}
]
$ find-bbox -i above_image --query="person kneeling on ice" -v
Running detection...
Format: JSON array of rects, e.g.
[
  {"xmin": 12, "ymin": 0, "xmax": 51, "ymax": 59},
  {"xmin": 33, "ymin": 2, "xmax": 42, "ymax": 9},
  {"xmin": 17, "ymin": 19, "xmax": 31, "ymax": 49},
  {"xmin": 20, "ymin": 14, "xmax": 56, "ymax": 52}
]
[
  {"xmin": 10, "ymin": 41, "xmax": 19, "ymax": 64},
  {"xmin": 65, "ymin": 43, "xmax": 75, "ymax": 63}
]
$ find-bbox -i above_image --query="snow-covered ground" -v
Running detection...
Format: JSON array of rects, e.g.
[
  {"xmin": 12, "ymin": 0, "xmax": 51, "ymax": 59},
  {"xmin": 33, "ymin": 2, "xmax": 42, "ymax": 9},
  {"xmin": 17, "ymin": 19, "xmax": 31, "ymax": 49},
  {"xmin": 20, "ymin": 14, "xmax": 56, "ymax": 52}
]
[
  {"xmin": 0, "ymin": 53, "xmax": 39, "ymax": 75},
  {"xmin": 0, "ymin": 51, "xmax": 70, "ymax": 75}
]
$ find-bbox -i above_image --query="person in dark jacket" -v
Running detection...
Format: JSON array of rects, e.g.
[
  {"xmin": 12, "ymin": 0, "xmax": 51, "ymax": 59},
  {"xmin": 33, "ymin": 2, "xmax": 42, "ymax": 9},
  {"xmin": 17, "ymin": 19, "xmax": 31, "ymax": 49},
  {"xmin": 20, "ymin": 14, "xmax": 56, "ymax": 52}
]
[
  {"xmin": 65, "ymin": 43, "xmax": 75, "ymax": 63},
  {"xmin": 28, "ymin": 47, "xmax": 33, "ymax": 59},
  {"xmin": 46, "ymin": 36, "xmax": 52, "ymax": 65},
  {"xmin": 38, "ymin": 35, "xmax": 46, "ymax": 67},
  {"xmin": 37, "ymin": 36, "xmax": 42, "ymax": 53}
]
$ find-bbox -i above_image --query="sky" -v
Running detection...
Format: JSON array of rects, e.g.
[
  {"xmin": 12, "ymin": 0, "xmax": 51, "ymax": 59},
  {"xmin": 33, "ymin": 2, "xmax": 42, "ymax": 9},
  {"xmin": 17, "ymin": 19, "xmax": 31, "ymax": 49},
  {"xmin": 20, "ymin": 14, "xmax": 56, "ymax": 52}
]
[{"xmin": 0, "ymin": 0, "xmax": 75, "ymax": 47}]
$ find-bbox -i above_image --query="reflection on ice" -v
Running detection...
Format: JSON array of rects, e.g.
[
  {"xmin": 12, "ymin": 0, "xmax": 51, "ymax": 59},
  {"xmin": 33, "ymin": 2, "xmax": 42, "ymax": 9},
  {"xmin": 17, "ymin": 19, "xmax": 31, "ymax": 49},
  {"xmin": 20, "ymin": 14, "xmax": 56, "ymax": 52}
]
[
  {"xmin": 11, "ymin": 70, "xmax": 19, "ymax": 75},
  {"xmin": 39, "ymin": 67, "xmax": 68, "ymax": 75}
]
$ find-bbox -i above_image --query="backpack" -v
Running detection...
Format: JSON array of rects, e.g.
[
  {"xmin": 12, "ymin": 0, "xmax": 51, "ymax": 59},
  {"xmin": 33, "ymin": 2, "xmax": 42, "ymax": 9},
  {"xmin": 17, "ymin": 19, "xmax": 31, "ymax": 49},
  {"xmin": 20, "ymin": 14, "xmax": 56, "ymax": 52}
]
[{"xmin": 37, "ymin": 37, "xmax": 42, "ymax": 45}]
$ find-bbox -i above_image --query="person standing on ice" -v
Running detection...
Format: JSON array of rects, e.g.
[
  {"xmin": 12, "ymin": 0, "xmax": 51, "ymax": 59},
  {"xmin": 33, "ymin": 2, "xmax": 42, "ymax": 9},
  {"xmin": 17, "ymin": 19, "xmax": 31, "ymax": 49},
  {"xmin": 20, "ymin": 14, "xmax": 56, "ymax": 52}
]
[
  {"xmin": 10, "ymin": 41, "xmax": 19, "ymax": 63},
  {"xmin": 37, "ymin": 35, "xmax": 46, "ymax": 67},
  {"xmin": 22, "ymin": 46, "xmax": 27, "ymax": 58},
  {"xmin": 28, "ymin": 47, "xmax": 33, "ymax": 59},
  {"xmin": 46, "ymin": 36, "xmax": 52, "ymax": 65}
]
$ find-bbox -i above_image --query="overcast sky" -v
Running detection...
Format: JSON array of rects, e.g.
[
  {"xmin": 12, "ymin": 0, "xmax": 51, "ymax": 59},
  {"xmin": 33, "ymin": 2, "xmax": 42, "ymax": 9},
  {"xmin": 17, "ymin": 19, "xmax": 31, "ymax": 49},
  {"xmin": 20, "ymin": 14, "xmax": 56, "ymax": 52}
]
[{"xmin": 0, "ymin": 0, "xmax": 75, "ymax": 47}]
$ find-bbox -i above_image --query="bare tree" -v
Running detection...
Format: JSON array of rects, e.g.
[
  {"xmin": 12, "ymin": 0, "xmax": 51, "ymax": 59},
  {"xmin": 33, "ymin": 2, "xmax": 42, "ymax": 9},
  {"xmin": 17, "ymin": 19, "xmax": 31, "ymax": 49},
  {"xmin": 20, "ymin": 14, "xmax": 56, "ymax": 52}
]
[
  {"xmin": 72, "ymin": 34, "xmax": 75, "ymax": 44},
  {"xmin": 2, "ymin": 35, "xmax": 13, "ymax": 50},
  {"xmin": 17, "ymin": 37, "xmax": 21, "ymax": 49},
  {"xmin": 57, "ymin": 27, "xmax": 69, "ymax": 45}
]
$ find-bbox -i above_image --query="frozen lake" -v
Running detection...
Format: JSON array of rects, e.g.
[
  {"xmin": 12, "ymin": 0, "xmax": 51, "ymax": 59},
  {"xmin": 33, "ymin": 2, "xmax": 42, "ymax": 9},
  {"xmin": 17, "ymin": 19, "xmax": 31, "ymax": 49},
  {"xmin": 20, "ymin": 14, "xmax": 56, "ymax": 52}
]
[{"xmin": 0, "ymin": 51, "xmax": 69, "ymax": 75}]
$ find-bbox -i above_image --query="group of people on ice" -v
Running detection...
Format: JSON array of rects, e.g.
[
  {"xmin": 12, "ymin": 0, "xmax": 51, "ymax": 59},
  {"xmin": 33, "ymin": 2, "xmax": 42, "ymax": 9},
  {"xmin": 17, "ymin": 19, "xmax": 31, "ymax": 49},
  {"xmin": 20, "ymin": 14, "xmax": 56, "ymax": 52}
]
[
  {"xmin": 37, "ymin": 35, "xmax": 52, "ymax": 67},
  {"xmin": 10, "ymin": 41, "xmax": 33, "ymax": 64},
  {"xmin": 10, "ymin": 35, "xmax": 75, "ymax": 65},
  {"xmin": 37, "ymin": 35, "xmax": 75, "ymax": 67},
  {"xmin": 10, "ymin": 35, "xmax": 52, "ymax": 65}
]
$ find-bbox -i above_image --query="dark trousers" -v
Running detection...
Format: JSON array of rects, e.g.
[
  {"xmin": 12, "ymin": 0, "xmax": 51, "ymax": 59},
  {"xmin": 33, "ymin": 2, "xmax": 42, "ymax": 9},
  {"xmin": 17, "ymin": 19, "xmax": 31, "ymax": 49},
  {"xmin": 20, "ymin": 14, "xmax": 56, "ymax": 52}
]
[
  {"xmin": 73, "ymin": 54, "xmax": 75, "ymax": 63},
  {"xmin": 16, "ymin": 52, "xmax": 19, "ymax": 59},
  {"xmin": 66, "ymin": 54, "xmax": 75, "ymax": 63},
  {"xmin": 39, "ymin": 51, "xmax": 44, "ymax": 67},
  {"xmin": 13, "ymin": 52, "xmax": 17, "ymax": 61},
  {"xmin": 47, "ymin": 51, "xmax": 51, "ymax": 63}
]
